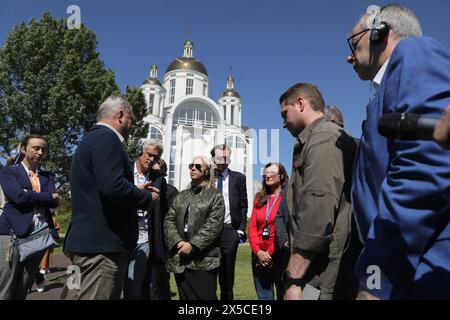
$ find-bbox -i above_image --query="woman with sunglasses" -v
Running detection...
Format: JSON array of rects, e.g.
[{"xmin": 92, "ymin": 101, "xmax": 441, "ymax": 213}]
[
  {"xmin": 164, "ymin": 156, "xmax": 224, "ymax": 300},
  {"xmin": 249, "ymin": 162, "xmax": 289, "ymax": 300},
  {"xmin": 0, "ymin": 134, "xmax": 59, "ymax": 299}
]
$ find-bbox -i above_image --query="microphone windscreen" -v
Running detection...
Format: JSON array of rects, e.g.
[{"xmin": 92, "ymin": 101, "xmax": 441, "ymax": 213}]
[{"xmin": 378, "ymin": 113, "xmax": 420, "ymax": 140}]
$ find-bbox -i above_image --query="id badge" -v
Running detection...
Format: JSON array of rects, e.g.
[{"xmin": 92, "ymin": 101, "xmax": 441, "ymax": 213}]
[{"xmin": 262, "ymin": 225, "xmax": 270, "ymax": 240}]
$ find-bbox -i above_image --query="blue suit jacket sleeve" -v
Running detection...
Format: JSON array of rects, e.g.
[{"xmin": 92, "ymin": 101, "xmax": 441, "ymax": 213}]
[
  {"xmin": 91, "ymin": 132, "xmax": 151, "ymax": 210},
  {"xmin": 355, "ymin": 37, "xmax": 450, "ymax": 299},
  {"xmin": 0, "ymin": 166, "xmax": 56, "ymax": 207}
]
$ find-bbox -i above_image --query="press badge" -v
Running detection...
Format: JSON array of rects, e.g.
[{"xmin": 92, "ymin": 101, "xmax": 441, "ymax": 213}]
[{"xmin": 262, "ymin": 225, "xmax": 270, "ymax": 240}]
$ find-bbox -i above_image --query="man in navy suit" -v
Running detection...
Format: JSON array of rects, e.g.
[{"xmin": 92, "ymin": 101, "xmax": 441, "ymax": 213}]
[
  {"xmin": 347, "ymin": 4, "xmax": 450, "ymax": 299},
  {"xmin": 63, "ymin": 96, "xmax": 159, "ymax": 300},
  {"xmin": 211, "ymin": 144, "xmax": 248, "ymax": 300}
]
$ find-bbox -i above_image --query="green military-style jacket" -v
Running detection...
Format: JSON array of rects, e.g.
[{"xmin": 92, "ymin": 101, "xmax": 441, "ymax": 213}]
[
  {"xmin": 164, "ymin": 186, "xmax": 224, "ymax": 273},
  {"xmin": 287, "ymin": 116, "xmax": 357, "ymax": 299}
]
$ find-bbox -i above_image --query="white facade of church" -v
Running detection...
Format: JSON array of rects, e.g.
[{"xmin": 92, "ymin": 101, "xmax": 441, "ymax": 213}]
[{"xmin": 140, "ymin": 40, "xmax": 254, "ymax": 213}]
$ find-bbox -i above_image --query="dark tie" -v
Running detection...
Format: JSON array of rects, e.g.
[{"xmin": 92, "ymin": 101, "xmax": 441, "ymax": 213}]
[{"xmin": 217, "ymin": 173, "xmax": 223, "ymax": 193}]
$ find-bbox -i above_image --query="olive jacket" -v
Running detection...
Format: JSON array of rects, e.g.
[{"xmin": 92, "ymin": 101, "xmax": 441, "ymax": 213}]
[{"xmin": 164, "ymin": 186, "xmax": 224, "ymax": 273}]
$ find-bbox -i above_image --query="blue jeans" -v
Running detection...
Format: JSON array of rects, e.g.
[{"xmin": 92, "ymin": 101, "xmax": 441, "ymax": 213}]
[
  {"xmin": 124, "ymin": 242, "xmax": 151, "ymax": 299},
  {"xmin": 251, "ymin": 253, "xmax": 287, "ymax": 300}
]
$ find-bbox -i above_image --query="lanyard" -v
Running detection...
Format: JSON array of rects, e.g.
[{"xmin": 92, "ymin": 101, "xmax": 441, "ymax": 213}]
[{"xmin": 265, "ymin": 192, "xmax": 281, "ymax": 223}]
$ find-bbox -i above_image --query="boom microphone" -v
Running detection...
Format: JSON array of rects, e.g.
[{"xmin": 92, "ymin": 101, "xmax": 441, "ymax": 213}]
[{"xmin": 378, "ymin": 113, "xmax": 439, "ymax": 140}]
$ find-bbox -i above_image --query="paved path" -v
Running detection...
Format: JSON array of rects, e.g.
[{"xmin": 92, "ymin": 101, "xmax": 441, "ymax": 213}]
[{"xmin": 26, "ymin": 253, "xmax": 71, "ymax": 300}]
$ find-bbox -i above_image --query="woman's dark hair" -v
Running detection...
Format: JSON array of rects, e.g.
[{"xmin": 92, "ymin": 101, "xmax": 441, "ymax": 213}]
[
  {"xmin": 254, "ymin": 162, "xmax": 288, "ymax": 208},
  {"xmin": 20, "ymin": 134, "xmax": 46, "ymax": 150}
]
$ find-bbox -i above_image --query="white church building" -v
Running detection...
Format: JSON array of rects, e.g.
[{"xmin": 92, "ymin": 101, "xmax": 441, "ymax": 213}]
[{"xmin": 140, "ymin": 40, "xmax": 254, "ymax": 212}]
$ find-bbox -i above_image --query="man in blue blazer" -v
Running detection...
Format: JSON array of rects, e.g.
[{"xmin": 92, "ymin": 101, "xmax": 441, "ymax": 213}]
[
  {"xmin": 63, "ymin": 96, "xmax": 159, "ymax": 300},
  {"xmin": 347, "ymin": 4, "xmax": 450, "ymax": 299},
  {"xmin": 211, "ymin": 144, "xmax": 248, "ymax": 300}
]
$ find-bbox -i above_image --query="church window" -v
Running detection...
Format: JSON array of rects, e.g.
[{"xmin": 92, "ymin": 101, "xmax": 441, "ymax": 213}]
[
  {"xmin": 230, "ymin": 104, "xmax": 235, "ymax": 125},
  {"xmin": 170, "ymin": 79, "xmax": 176, "ymax": 104},
  {"xmin": 186, "ymin": 78, "xmax": 193, "ymax": 95},
  {"xmin": 149, "ymin": 126, "xmax": 163, "ymax": 143}
]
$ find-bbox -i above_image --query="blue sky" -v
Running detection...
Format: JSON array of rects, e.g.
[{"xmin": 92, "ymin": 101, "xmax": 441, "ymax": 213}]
[{"xmin": 2, "ymin": 0, "xmax": 450, "ymax": 177}]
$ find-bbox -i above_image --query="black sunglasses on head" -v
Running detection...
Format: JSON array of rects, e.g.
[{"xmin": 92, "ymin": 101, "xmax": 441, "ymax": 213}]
[{"xmin": 188, "ymin": 163, "xmax": 203, "ymax": 172}]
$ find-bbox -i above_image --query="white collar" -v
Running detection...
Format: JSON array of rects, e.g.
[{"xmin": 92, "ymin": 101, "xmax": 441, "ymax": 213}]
[
  {"xmin": 372, "ymin": 58, "xmax": 390, "ymax": 89},
  {"xmin": 134, "ymin": 162, "xmax": 148, "ymax": 177},
  {"xmin": 97, "ymin": 122, "xmax": 125, "ymax": 143},
  {"xmin": 218, "ymin": 168, "xmax": 229, "ymax": 178},
  {"xmin": 21, "ymin": 162, "xmax": 40, "ymax": 176}
]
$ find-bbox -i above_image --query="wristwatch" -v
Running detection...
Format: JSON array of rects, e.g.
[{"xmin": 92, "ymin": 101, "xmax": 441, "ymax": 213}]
[{"xmin": 282, "ymin": 270, "xmax": 307, "ymax": 289}]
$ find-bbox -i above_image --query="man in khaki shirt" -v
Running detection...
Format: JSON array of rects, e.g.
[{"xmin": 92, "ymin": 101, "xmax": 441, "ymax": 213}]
[{"xmin": 279, "ymin": 83, "xmax": 357, "ymax": 300}]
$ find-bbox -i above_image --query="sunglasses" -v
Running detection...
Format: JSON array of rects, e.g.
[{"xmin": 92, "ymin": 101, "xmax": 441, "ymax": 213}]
[{"xmin": 188, "ymin": 163, "xmax": 203, "ymax": 172}]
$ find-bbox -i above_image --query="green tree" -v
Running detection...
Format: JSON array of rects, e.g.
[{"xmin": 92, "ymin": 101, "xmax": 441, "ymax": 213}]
[
  {"xmin": 124, "ymin": 86, "xmax": 149, "ymax": 161},
  {"xmin": 0, "ymin": 12, "xmax": 119, "ymax": 188}
]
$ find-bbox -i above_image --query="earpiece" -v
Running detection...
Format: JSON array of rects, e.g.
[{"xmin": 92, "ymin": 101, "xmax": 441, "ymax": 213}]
[
  {"xmin": 367, "ymin": 5, "xmax": 389, "ymax": 43},
  {"xmin": 370, "ymin": 22, "xmax": 389, "ymax": 43}
]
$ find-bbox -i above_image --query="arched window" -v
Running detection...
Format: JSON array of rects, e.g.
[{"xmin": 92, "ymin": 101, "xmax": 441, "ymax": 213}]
[
  {"xmin": 149, "ymin": 126, "xmax": 163, "ymax": 143},
  {"xmin": 236, "ymin": 136, "xmax": 246, "ymax": 149},
  {"xmin": 173, "ymin": 102, "xmax": 219, "ymax": 128},
  {"xmin": 225, "ymin": 136, "xmax": 233, "ymax": 148}
]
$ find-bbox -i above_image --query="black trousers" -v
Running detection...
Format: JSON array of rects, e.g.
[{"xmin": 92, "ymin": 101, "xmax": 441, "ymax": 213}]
[
  {"xmin": 175, "ymin": 268, "xmax": 218, "ymax": 300},
  {"xmin": 219, "ymin": 226, "xmax": 240, "ymax": 300}
]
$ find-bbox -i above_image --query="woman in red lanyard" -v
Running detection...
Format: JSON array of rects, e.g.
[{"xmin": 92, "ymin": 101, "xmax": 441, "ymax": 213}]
[{"xmin": 249, "ymin": 162, "xmax": 288, "ymax": 300}]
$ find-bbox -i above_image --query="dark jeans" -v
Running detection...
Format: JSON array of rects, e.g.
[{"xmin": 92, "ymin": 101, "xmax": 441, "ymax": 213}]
[
  {"xmin": 124, "ymin": 242, "xmax": 151, "ymax": 300},
  {"xmin": 251, "ymin": 252, "xmax": 287, "ymax": 300}
]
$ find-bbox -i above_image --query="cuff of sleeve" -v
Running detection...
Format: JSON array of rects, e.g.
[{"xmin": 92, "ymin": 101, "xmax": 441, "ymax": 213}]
[
  {"xmin": 237, "ymin": 230, "xmax": 244, "ymax": 235},
  {"xmin": 189, "ymin": 237, "xmax": 204, "ymax": 251},
  {"xmin": 292, "ymin": 231, "xmax": 330, "ymax": 253},
  {"xmin": 168, "ymin": 236, "xmax": 183, "ymax": 251}
]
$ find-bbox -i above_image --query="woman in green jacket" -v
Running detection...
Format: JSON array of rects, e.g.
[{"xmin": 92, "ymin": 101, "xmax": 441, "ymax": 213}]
[{"xmin": 164, "ymin": 156, "xmax": 224, "ymax": 300}]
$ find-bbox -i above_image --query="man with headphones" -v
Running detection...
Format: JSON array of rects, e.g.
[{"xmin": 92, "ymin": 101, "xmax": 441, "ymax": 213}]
[{"xmin": 347, "ymin": 4, "xmax": 450, "ymax": 299}]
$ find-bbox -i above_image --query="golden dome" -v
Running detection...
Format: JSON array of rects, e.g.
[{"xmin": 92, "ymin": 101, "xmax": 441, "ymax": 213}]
[
  {"xmin": 143, "ymin": 78, "xmax": 162, "ymax": 86},
  {"xmin": 166, "ymin": 57, "xmax": 208, "ymax": 76},
  {"xmin": 220, "ymin": 89, "xmax": 240, "ymax": 99}
]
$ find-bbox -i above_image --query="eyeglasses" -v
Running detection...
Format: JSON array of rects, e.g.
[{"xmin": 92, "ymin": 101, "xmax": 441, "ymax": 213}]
[
  {"xmin": 263, "ymin": 172, "xmax": 280, "ymax": 178},
  {"xmin": 213, "ymin": 156, "xmax": 230, "ymax": 164},
  {"xmin": 189, "ymin": 163, "xmax": 203, "ymax": 172},
  {"xmin": 347, "ymin": 28, "xmax": 370, "ymax": 55}
]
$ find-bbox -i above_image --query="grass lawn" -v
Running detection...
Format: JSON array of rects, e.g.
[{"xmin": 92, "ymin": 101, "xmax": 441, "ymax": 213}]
[{"xmin": 57, "ymin": 210, "xmax": 259, "ymax": 300}]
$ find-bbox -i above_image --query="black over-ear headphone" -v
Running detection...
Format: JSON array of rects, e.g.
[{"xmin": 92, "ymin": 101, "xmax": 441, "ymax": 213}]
[{"xmin": 370, "ymin": 6, "xmax": 389, "ymax": 43}]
